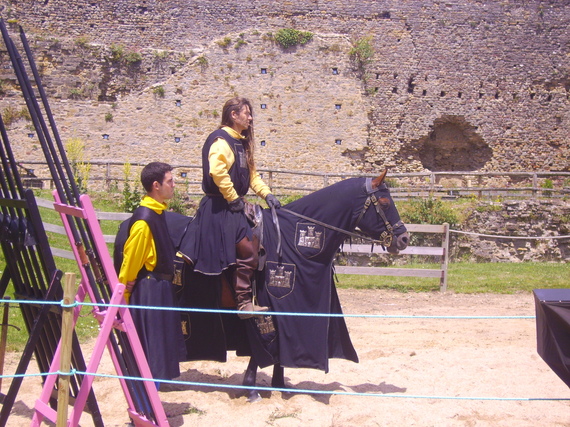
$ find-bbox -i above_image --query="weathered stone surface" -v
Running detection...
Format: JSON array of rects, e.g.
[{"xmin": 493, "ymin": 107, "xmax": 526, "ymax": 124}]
[
  {"xmin": 454, "ymin": 199, "xmax": 570, "ymax": 262},
  {"xmin": 0, "ymin": 1, "xmax": 567, "ymax": 183}
]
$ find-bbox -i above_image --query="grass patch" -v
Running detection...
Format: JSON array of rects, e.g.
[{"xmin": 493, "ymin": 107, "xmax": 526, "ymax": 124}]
[
  {"xmin": 336, "ymin": 262, "xmax": 570, "ymax": 293},
  {"xmin": 1, "ymin": 189, "xmax": 126, "ymax": 351}
]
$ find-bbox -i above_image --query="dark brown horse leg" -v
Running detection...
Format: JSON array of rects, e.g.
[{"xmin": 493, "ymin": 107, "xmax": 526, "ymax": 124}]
[
  {"xmin": 243, "ymin": 357, "xmax": 262, "ymax": 402},
  {"xmin": 271, "ymin": 364, "xmax": 287, "ymax": 389}
]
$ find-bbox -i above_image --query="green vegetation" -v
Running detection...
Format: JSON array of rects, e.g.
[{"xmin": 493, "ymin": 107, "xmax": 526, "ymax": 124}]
[
  {"xmin": 109, "ymin": 44, "xmax": 142, "ymax": 64},
  {"xmin": 541, "ymin": 178, "xmax": 554, "ymax": 196},
  {"xmin": 0, "ymin": 189, "xmax": 124, "ymax": 351},
  {"xmin": 152, "ymin": 85, "xmax": 165, "ymax": 98},
  {"xmin": 349, "ymin": 35, "xmax": 374, "ymax": 73},
  {"xmin": 122, "ymin": 162, "xmax": 142, "ymax": 213},
  {"xmin": 0, "ymin": 189, "xmax": 568, "ymax": 352},
  {"xmin": 274, "ymin": 28, "xmax": 313, "ymax": 49},
  {"xmin": 336, "ymin": 262, "xmax": 569, "ymax": 294},
  {"xmin": 216, "ymin": 37, "xmax": 232, "ymax": 48},
  {"xmin": 109, "ymin": 43, "xmax": 125, "ymax": 61},
  {"xmin": 124, "ymin": 50, "xmax": 143, "ymax": 64},
  {"xmin": 66, "ymin": 137, "xmax": 91, "ymax": 193},
  {"xmin": 234, "ymin": 38, "xmax": 247, "ymax": 49},
  {"xmin": 1, "ymin": 105, "xmax": 30, "ymax": 126},
  {"xmin": 75, "ymin": 35, "xmax": 91, "ymax": 48},
  {"xmin": 398, "ymin": 197, "xmax": 459, "ymax": 227}
]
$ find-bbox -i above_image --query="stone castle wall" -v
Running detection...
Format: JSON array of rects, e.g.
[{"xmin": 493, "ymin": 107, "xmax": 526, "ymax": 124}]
[{"xmin": 0, "ymin": 0, "xmax": 568, "ymax": 185}]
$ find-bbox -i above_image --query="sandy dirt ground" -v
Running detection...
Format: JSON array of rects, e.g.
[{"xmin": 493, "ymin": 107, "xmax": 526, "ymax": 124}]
[{"xmin": 3, "ymin": 289, "xmax": 570, "ymax": 426}]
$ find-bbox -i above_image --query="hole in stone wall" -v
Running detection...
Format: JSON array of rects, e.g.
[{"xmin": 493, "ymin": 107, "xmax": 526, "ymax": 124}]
[
  {"xmin": 407, "ymin": 76, "xmax": 415, "ymax": 93},
  {"xmin": 399, "ymin": 115, "xmax": 492, "ymax": 171}
]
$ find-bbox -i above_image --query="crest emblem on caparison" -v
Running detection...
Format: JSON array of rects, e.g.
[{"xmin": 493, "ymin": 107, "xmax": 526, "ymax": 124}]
[
  {"xmin": 266, "ymin": 261, "xmax": 296, "ymax": 299},
  {"xmin": 295, "ymin": 222, "xmax": 325, "ymax": 258}
]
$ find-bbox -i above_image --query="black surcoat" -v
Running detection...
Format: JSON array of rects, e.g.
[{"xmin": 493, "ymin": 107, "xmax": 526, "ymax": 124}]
[{"xmin": 201, "ymin": 128, "xmax": 250, "ymax": 197}]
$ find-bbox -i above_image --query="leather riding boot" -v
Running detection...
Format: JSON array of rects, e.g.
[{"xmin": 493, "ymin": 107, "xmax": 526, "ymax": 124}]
[{"xmin": 234, "ymin": 236, "xmax": 268, "ymax": 319}]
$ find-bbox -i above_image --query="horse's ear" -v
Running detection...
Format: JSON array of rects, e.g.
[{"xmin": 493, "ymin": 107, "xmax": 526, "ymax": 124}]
[{"xmin": 371, "ymin": 169, "xmax": 388, "ymax": 188}]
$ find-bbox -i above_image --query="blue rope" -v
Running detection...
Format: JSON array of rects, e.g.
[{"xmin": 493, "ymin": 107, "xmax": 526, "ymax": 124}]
[
  {"xmin": 0, "ymin": 298, "xmax": 536, "ymax": 320},
  {"xmin": 0, "ymin": 369, "xmax": 567, "ymax": 402},
  {"xmin": 69, "ymin": 370, "xmax": 570, "ymax": 402},
  {"xmin": 0, "ymin": 298, "xmax": 563, "ymax": 402}
]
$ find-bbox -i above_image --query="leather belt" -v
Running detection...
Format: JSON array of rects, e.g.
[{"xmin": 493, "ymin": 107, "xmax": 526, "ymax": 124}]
[{"xmin": 138, "ymin": 269, "xmax": 173, "ymax": 282}]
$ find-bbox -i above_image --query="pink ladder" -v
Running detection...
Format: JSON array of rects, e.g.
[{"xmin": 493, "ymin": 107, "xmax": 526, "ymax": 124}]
[{"xmin": 31, "ymin": 193, "xmax": 168, "ymax": 426}]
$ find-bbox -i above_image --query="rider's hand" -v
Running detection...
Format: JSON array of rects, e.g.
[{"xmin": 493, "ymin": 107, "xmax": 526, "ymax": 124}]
[
  {"xmin": 266, "ymin": 194, "xmax": 281, "ymax": 209},
  {"xmin": 228, "ymin": 197, "xmax": 245, "ymax": 212}
]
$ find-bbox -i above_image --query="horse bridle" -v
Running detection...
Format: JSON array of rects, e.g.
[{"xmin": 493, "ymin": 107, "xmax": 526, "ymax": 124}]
[
  {"xmin": 273, "ymin": 179, "xmax": 404, "ymax": 252},
  {"xmin": 353, "ymin": 181, "xmax": 405, "ymax": 248}
]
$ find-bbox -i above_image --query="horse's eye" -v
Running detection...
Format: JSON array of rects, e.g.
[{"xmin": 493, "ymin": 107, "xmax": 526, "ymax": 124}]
[{"xmin": 378, "ymin": 198, "xmax": 391, "ymax": 209}]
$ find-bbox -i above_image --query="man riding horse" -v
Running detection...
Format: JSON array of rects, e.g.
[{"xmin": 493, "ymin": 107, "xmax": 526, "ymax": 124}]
[{"xmin": 185, "ymin": 97, "xmax": 281, "ymax": 319}]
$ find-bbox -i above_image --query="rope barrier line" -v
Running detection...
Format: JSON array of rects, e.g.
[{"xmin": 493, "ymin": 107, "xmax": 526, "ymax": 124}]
[
  {"xmin": 1, "ymin": 298, "xmax": 565, "ymax": 404},
  {"xmin": 450, "ymin": 229, "xmax": 570, "ymax": 240},
  {"xmin": 2, "ymin": 369, "xmax": 565, "ymax": 403},
  {"xmin": 0, "ymin": 298, "xmax": 535, "ymax": 320}
]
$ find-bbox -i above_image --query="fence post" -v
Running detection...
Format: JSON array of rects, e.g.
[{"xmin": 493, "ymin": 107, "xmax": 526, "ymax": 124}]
[
  {"xmin": 440, "ymin": 223, "xmax": 450, "ymax": 292},
  {"xmin": 56, "ymin": 272, "xmax": 75, "ymax": 427},
  {"xmin": 105, "ymin": 162, "xmax": 111, "ymax": 191}
]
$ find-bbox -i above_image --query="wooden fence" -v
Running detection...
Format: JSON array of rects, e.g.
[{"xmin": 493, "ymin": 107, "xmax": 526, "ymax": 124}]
[
  {"xmin": 19, "ymin": 161, "xmax": 570, "ymax": 199},
  {"xmin": 37, "ymin": 198, "xmax": 451, "ymax": 291},
  {"xmin": 335, "ymin": 223, "xmax": 450, "ymax": 291}
]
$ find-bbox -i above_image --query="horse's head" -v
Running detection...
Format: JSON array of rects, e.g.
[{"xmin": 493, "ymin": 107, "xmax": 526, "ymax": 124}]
[{"xmin": 355, "ymin": 170, "xmax": 409, "ymax": 254}]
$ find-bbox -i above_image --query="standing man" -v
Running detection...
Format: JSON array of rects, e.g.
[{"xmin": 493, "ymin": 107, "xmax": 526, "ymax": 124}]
[{"xmin": 119, "ymin": 161, "xmax": 184, "ymax": 383}]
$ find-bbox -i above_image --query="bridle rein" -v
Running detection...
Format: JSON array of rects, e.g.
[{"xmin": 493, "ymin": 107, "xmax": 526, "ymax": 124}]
[{"xmin": 272, "ymin": 179, "xmax": 405, "ymax": 255}]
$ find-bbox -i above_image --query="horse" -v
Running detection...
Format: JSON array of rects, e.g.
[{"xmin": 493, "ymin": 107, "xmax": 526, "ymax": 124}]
[{"xmin": 172, "ymin": 170, "xmax": 409, "ymax": 401}]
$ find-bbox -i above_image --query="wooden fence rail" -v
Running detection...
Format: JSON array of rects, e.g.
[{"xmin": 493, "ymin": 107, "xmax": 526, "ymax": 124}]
[
  {"xmin": 37, "ymin": 199, "xmax": 451, "ymax": 291},
  {"xmin": 19, "ymin": 161, "xmax": 570, "ymax": 199},
  {"xmin": 335, "ymin": 223, "xmax": 450, "ymax": 291}
]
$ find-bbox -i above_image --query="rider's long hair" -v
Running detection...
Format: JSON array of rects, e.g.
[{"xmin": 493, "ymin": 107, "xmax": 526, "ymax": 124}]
[{"xmin": 220, "ymin": 97, "xmax": 255, "ymax": 172}]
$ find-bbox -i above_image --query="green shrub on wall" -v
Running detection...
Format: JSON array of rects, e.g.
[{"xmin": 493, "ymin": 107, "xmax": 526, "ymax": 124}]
[
  {"xmin": 274, "ymin": 28, "xmax": 313, "ymax": 49},
  {"xmin": 399, "ymin": 197, "xmax": 458, "ymax": 227},
  {"xmin": 349, "ymin": 35, "xmax": 374, "ymax": 74}
]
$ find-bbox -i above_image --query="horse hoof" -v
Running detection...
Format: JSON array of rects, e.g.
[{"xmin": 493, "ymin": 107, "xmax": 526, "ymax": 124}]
[{"xmin": 247, "ymin": 391, "xmax": 262, "ymax": 403}]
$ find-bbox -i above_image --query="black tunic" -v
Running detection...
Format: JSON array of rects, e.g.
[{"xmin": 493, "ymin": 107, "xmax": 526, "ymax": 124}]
[
  {"xmin": 128, "ymin": 206, "xmax": 185, "ymax": 380},
  {"xmin": 182, "ymin": 128, "xmax": 253, "ymax": 275}
]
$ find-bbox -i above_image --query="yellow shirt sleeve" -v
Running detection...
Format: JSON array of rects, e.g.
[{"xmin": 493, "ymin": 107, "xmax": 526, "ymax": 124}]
[
  {"xmin": 118, "ymin": 220, "xmax": 157, "ymax": 285},
  {"xmin": 209, "ymin": 137, "xmax": 239, "ymax": 202},
  {"xmin": 209, "ymin": 137, "xmax": 272, "ymax": 201},
  {"xmin": 250, "ymin": 168, "xmax": 271, "ymax": 199}
]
